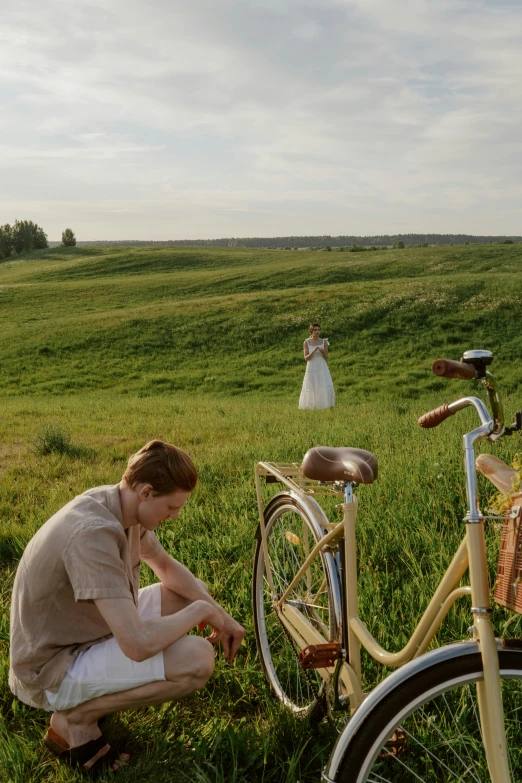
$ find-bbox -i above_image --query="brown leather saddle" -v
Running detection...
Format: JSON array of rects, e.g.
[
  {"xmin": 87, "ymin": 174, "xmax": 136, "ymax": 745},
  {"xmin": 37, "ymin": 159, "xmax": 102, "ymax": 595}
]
[{"xmin": 301, "ymin": 446, "xmax": 378, "ymax": 484}]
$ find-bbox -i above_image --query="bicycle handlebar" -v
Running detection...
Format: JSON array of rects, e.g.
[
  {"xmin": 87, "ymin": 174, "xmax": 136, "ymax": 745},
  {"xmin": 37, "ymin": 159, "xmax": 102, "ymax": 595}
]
[
  {"xmin": 419, "ymin": 396, "xmax": 493, "ymax": 432},
  {"xmin": 423, "ymin": 354, "xmax": 504, "ymax": 437},
  {"xmin": 432, "ymin": 359, "xmax": 476, "ymax": 380},
  {"xmin": 419, "ymin": 355, "xmax": 500, "ymax": 434},
  {"xmin": 418, "ymin": 403, "xmax": 454, "ymax": 429}
]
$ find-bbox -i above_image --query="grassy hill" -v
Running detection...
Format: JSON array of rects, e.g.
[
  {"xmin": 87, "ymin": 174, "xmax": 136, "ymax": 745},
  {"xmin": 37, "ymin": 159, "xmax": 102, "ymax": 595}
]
[
  {"xmin": 2, "ymin": 243, "xmax": 522, "ymax": 782},
  {"xmin": 2, "ymin": 243, "xmax": 522, "ymax": 397}
]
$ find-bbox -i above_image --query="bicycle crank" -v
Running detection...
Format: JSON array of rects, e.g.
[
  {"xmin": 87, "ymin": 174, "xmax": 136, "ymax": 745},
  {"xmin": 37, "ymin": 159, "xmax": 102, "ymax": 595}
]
[
  {"xmin": 299, "ymin": 643, "xmax": 343, "ymax": 669},
  {"xmin": 379, "ymin": 727, "xmax": 407, "ymax": 759}
]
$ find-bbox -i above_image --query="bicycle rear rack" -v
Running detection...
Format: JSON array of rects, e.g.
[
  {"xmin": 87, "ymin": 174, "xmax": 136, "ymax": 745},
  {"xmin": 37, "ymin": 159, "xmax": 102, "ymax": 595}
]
[{"xmin": 257, "ymin": 461, "xmax": 346, "ymax": 497}]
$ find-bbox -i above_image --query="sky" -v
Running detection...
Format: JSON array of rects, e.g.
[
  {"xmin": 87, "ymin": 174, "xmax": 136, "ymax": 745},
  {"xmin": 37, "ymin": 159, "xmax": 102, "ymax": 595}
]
[{"xmin": 1, "ymin": 0, "xmax": 522, "ymax": 240}]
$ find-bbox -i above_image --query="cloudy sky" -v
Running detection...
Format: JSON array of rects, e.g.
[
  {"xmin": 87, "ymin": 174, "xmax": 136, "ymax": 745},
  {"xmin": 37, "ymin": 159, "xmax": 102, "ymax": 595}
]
[{"xmin": 1, "ymin": 0, "xmax": 522, "ymax": 240}]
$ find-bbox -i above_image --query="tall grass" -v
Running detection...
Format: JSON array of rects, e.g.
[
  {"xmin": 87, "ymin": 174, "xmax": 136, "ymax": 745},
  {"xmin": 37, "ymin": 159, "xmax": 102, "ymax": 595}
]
[
  {"xmin": 1, "ymin": 244, "xmax": 522, "ymax": 397},
  {"xmin": 1, "ymin": 244, "xmax": 522, "ymax": 780},
  {"xmin": 1, "ymin": 389, "xmax": 521, "ymax": 781}
]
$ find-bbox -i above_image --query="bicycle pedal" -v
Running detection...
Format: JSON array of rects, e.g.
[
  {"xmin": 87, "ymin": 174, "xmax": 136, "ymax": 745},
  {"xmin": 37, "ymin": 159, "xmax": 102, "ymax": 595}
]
[
  {"xmin": 379, "ymin": 727, "xmax": 407, "ymax": 759},
  {"xmin": 299, "ymin": 643, "xmax": 343, "ymax": 670}
]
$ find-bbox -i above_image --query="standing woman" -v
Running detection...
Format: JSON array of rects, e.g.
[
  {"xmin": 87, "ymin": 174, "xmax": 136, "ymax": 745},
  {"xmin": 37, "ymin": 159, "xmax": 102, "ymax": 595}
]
[{"xmin": 298, "ymin": 323, "xmax": 335, "ymax": 410}]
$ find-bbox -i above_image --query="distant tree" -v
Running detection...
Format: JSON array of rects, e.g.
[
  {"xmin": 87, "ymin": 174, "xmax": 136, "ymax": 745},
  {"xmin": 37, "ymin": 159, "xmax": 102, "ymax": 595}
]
[
  {"xmin": 62, "ymin": 228, "xmax": 77, "ymax": 247},
  {"xmin": 9, "ymin": 219, "xmax": 48, "ymax": 254},
  {"xmin": 0, "ymin": 223, "xmax": 13, "ymax": 260},
  {"xmin": 324, "ymin": 245, "xmax": 332, "ymax": 251},
  {"xmin": 12, "ymin": 220, "xmax": 34, "ymax": 253},
  {"xmin": 32, "ymin": 223, "xmax": 48, "ymax": 249},
  {"xmin": 501, "ymin": 239, "xmax": 514, "ymax": 244},
  {"xmin": 394, "ymin": 240, "xmax": 405, "ymax": 249}
]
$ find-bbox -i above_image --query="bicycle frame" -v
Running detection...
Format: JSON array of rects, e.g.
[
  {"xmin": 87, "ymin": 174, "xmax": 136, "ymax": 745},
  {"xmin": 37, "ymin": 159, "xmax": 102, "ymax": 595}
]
[{"xmin": 255, "ymin": 389, "xmax": 513, "ymax": 782}]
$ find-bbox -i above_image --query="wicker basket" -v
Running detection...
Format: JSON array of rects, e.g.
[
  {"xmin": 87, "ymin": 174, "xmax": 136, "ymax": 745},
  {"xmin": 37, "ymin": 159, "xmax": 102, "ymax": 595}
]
[{"xmin": 494, "ymin": 494, "xmax": 522, "ymax": 613}]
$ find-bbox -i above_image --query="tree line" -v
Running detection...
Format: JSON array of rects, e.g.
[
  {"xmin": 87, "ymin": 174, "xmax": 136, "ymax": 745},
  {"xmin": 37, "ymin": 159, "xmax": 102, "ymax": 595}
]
[
  {"xmin": 0, "ymin": 220, "xmax": 48, "ymax": 260},
  {"xmin": 0, "ymin": 223, "xmax": 78, "ymax": 260},
  {"xmin": 70, "ymin": 233, "xmax": 522, "ymax": 249}
]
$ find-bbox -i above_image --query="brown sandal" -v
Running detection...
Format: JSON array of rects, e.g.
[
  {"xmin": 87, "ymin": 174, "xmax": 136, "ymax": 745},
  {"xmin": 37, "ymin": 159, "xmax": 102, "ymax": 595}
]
[{"xmin": 43, "ymin": 726, "xmax": 127, "ymax": 777}]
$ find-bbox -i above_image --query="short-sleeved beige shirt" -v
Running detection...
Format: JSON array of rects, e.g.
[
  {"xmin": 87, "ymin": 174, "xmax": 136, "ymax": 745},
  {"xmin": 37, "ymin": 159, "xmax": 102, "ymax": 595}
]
[{"xmin": 9, "ymin": 484, "xmax": 161, "ymax": 709}]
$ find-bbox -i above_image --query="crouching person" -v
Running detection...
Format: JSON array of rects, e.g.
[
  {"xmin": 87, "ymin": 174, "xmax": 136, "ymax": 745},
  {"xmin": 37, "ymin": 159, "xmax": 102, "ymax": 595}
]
[{"xmin": 9, "ymin": 440, "xmax": 245, "ymax": 776}]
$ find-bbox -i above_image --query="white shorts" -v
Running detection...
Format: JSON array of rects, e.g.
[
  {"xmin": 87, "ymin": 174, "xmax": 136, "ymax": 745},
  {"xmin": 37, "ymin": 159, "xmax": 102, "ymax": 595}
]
[{"xmin": 45, "ymin": 583, "xmax": 165, "ymax": 712}]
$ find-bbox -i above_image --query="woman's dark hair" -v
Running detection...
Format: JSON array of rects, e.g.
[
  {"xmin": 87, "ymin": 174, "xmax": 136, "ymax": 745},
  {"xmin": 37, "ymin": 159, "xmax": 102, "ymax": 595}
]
[
  {"xmin": 309, "ymin": 323, "xmax": 321, "ymax": 335},
  {"xmin": 122, "ymin": 440, "xmax": 197, "ymax": 494}
]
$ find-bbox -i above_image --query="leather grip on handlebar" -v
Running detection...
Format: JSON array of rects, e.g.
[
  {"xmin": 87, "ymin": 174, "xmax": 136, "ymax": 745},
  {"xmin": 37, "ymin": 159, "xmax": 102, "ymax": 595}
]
[
  {"xmin": 432, "ymin": 359, "xmax": 476, "ymax": 380},
  {"xmin": 418, "ymin": 403, "xmax": 453, "ymax": 429}
]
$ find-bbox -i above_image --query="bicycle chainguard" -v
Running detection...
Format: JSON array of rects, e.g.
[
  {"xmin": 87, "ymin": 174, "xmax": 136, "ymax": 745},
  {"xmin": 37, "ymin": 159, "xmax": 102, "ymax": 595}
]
[{"xmin": 299, "ymin": 643, "xmax": 343, "ymax": 670}]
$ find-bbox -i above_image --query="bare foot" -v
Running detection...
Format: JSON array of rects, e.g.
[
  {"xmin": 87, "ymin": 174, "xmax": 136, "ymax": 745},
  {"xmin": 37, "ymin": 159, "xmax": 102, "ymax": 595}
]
[{"xmin": 50, "ymin": 712, "xmax": 129, "ymax": 772}]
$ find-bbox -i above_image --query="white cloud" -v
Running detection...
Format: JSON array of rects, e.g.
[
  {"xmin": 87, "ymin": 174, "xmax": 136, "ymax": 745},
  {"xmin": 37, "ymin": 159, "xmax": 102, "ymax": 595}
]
[{"xmin": 0, "ymin": 0, "xmax": 521, "ymax": 238}]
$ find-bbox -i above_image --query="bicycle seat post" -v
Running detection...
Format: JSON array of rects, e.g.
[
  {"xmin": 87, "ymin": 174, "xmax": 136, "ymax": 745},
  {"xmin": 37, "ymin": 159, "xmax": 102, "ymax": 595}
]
[
  {"xmin": 341, "ymin": 481, "xmax": 361, "ymax": 682},
  {"xmin": 343, "ymin": 482, "xmax": 354, "ymax": 504}
]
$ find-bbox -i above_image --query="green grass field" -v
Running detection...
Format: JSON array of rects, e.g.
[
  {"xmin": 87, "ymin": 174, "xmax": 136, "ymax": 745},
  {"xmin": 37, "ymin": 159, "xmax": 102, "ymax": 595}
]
[{"xmin": 1, "ymin": 243, "xmax": 522, "ymax": 782}]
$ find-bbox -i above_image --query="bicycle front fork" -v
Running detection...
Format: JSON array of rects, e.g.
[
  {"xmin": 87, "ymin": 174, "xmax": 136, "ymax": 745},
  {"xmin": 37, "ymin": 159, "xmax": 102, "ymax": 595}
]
[{"xmin": 467, "ymin": 522, "xmax": 511, "ymax": 783}]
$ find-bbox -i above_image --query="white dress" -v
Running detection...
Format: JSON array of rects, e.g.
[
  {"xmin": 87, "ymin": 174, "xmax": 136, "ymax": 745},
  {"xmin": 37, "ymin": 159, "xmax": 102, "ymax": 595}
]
[{"xmin": 299, "ymin": 340, "xmax": 336, "ymax": 410}]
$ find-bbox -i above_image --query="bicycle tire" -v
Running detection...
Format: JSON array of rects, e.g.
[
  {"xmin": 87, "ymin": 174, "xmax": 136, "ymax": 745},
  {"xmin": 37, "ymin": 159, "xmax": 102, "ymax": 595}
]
[
  {"xmin": 329, "ymin": 644, "xmax": 522, "ymax": 782},
  {"xmin": 252, "ymin": 491, "xmax": 340, "ymax": 718}
]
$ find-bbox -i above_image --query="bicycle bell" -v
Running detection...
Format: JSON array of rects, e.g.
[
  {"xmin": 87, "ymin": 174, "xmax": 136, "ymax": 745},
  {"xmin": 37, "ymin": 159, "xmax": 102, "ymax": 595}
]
[{"xmin": 461, "ymin": 349, "xmax": 493, "ymax": 378}]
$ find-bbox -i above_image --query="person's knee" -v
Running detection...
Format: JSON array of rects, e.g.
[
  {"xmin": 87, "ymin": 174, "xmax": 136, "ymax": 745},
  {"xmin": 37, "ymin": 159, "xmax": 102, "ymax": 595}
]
[
  {"xmin": 164, "ymin": 636, "xmax": 215, "ymax": 689},
  {"xmin": 194, "ymin": 638, "xmax": 215, "ymax": 683}
]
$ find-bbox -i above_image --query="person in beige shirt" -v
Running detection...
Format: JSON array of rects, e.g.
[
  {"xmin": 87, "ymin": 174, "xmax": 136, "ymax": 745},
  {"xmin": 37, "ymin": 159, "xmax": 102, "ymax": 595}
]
[{"xmin": 9, "ymin": 439, "xmax": 245, "ymax": 776}]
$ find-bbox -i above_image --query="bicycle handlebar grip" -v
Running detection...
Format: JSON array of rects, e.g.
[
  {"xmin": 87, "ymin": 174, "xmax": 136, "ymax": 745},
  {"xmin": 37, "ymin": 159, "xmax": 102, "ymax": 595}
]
[
  {"xmin": 418, "ymin": 403, "xmax": 454, "ymax": 429},
  {"xmin": 432, "ymin": 359, "xmax": 476, "ymax": 380}
]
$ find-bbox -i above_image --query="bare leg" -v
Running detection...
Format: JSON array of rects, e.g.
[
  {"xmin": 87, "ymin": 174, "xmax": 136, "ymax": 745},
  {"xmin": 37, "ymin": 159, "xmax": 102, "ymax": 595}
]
[{"xmin": 50, "ymin": 583, "xmax": 214, "ymax": 771}]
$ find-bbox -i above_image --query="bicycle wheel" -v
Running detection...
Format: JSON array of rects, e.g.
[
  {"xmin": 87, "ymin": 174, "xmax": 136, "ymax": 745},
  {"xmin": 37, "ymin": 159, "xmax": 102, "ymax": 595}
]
[
  {"xmin": 328, "ymin": 643, "xmax": 522, "ymax": 783},
  {"xmin": 252, "ymin": 491, "xmax": 340, "ymax": 717}
]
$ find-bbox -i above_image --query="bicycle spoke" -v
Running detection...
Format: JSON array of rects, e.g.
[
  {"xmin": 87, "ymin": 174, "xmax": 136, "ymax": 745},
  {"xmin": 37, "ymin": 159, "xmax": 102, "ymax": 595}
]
[
  {"xmin": 400, "ymin": 723, "xmax": 477, "ymax": 782},
  {"xmin": 469, "ymin": 684, "xmax": 483, "ymax": 748},
  {"xmin": 254, "ymin": 499, "xmax": 335, "ymax": 715},
  {"xmin": 439, "ymin": 691, "xmax": 482, "ymax": 782},
  {"xmin": 377, "ymin": 748, "xmax": 429, "ymax": 782}
]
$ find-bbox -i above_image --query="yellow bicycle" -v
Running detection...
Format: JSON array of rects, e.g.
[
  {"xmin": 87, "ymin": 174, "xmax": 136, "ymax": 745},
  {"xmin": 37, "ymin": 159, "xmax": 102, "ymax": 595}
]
[{"xmin": 252, "ymin": 350, "xmax": 522, "ymax": 782}]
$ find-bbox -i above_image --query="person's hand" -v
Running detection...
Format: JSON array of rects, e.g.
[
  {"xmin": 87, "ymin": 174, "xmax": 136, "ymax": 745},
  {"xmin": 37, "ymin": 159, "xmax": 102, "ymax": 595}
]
[
  {"xmin": 195, "ymin": 601, "xmax": 225, "ymax": 638},
  {"xmin": 219, "ymin": 615, "xmax": 245, "ymax": 663},
  {"xmin": 198, "ymin": 612, "xmax": 245, "ymax": 664}
]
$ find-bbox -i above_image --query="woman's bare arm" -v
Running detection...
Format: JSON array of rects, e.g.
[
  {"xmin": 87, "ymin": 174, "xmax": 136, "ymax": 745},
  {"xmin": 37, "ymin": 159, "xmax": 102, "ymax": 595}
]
[
  {"xmin": 303, "ymin": 340, "xmax": 316, "ymax": 361},
  {"xmin": 318, "ymin": 340, "xmax": 329, "ymax": 359}
]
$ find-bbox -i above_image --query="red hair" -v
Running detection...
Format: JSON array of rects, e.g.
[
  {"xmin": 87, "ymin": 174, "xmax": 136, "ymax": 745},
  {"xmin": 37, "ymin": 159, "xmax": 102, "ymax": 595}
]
[{"xmin": 122, "ymin": 440, "xmax": 197, "ymax": 494}]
